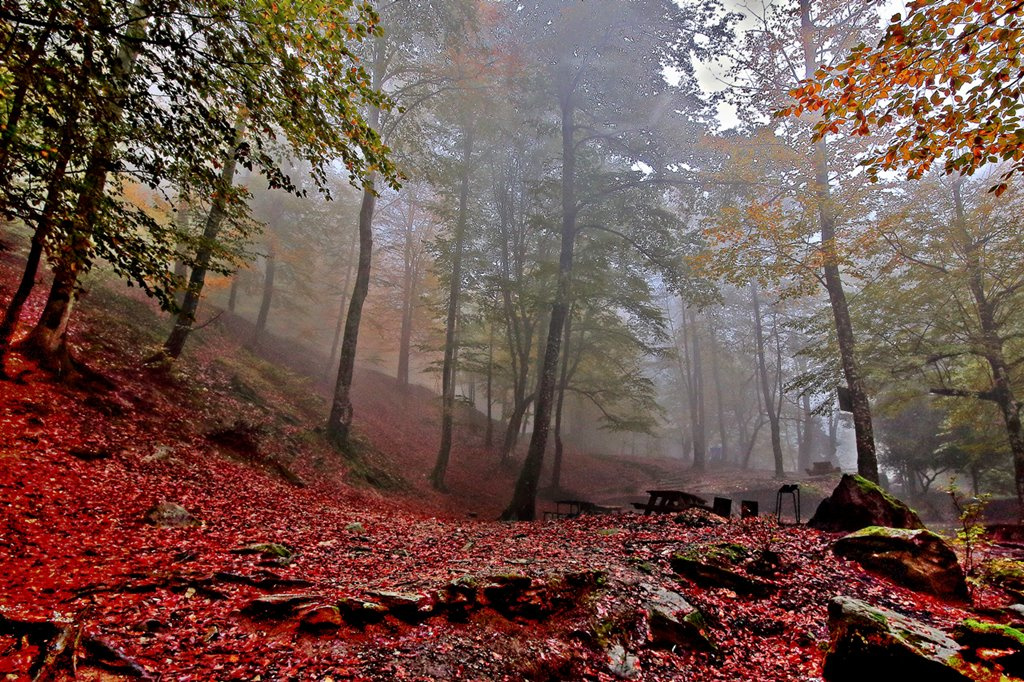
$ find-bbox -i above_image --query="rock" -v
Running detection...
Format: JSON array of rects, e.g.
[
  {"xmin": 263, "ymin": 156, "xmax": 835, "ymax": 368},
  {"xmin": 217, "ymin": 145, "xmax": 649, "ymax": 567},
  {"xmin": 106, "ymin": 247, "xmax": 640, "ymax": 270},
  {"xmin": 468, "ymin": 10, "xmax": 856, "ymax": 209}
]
[
  {"xmin": 364, "ymin": 590, "xmax": 432, "ymax": 622},
  {"xmin": 337, "ymin": 597, "xmax": 388, "ymax": 625},
  {"xmin": 606, "ymin": 643, "xmax": 639, "ymax": 679},
  {"xmin": 242, "ymin": 593, "xmax": 321, "ymax": 619},
  {"xmin": 823, "ymin": 596, "xmax": 972, "ymax": 681},
  {"xmin": 344, "ymin": 522, "xmax": 365, "ymax": 533},
  {"xmin": 673, "ymin": 507, "xmax": 727, "ymax": 528},
  {"xmin": 213, "ymin": 570, "xmax": 312, "ymax": 590},
  {"xmin": 299, "ymin": 604, "xmax": 344, "ymax": 631},
  {"xmin": 983, "ymin": 558, "xmax": 1024, "ymax": 601},
  {"xmin": 952, "ymin": 618, "xmax": 1024, "ymax": 677},
  {"xmin": 832, "ymin": 527, "xmax": 967, "ymax": 600},
  {"xmin": 641, "ymin": 585, "xmax": 715, "ymax": 653},
  {"xmin": 670, "ymin": 543, "xmax": 774, "ymax": 597},
  {"xmin": 808, "ymin": 474, "xmax": 924, "ymax": 532},
  {"xmin": 230, "ymin": 542, "xmax": 293, "ymax": 559},
  {"xmin": 144, "ymin": 502, "xmax": 200, "ymax": 528}
]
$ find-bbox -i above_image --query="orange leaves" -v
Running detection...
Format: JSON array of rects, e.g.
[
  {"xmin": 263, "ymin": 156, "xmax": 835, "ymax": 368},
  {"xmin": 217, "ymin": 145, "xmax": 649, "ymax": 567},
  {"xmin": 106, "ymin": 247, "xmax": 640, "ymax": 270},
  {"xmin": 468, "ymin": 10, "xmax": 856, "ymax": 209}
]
[{"xmin": 780, "ymin": 0, "xmax": 1024, "ymax": 189}]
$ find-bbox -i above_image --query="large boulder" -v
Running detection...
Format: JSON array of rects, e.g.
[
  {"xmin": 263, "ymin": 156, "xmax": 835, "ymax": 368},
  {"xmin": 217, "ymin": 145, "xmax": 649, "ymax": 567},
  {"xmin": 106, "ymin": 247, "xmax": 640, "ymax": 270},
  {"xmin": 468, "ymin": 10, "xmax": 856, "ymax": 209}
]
[
  {"xmin": 833, "ymin": 527, "xmax": 968, "ymax": 600},
  {"xmin": 808, "ymin": 474, "xmax": 923, "ymax": 532},
  {"xmin": 823, "ymin": 597, "xmax": 972, "ymax": 681}
]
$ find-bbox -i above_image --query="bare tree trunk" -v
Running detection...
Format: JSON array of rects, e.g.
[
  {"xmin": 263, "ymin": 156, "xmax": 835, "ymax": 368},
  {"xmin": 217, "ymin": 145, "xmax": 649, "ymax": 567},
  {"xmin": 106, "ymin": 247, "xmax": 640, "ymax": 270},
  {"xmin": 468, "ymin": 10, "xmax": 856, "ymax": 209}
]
[
  {"xmin": 709, "ymin": 321, "xmax": 729, "ymax": 464},
  {"xmin": 687, "ymin": 306, "xmax": 706, "ymax": 472},
  {"xmin": 751, "ymin": 281, "xmax": 784, "ymax": 478},
  {"xmin": 550, "ymin": 310, "xmax": 573, "ymax": 490},
  {"xmin": 798, "ymin": 391, "xmax": 814, "ymax": 471},
  {"xmin": 162, "ymin": 114, "xmax": 247, "ymax": 359},
  {"xmin": 327, "ymin": 177, "xmax": 376, "ymax": 448},
  {"xmin": 502, "ymin": 95, "xmax": 577, "ymax": 521},
  {"xmin": 227, "ymin": 275, "xmax": 239, "ymax": 313},
  {"xmin": 485, "ymin": 318, "xmax": 495, "ymax": 447},
  {"xmin": 252, "ymin": 241, "xmax": 275, "ymax": 346},
  {"xmin": 326, "ymin": 40, "xmax": 385, "ymax": 450},
  {"xmin": 431, "ymin": 123, "xmax": 475, "ymax": 491},
  {"xmin": 328, "ymin": 232, "xmax": 357, "ymax": 375},
  {"xmin": 800, "ymin": 0, "xmax": 878, "ymax": 482}
]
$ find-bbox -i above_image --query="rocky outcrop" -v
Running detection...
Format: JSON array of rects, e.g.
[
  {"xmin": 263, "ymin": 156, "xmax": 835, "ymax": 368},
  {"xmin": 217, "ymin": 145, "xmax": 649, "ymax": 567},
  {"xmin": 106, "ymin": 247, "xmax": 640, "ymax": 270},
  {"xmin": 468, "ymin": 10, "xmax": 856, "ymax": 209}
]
[
  {"xmin": 808, "ymin": 474, "xmax": 923, "ymax": 532},
  {"xmin": 823, "ymin": 597, "xmax": 971, "ymax": 681},
  {"xmin": 670, "ymin": 543, "xmax": 775, "ymax": 597},
  {"xmin": 832, "ymin": 526, "xmax": 967, "ymax": 600}
]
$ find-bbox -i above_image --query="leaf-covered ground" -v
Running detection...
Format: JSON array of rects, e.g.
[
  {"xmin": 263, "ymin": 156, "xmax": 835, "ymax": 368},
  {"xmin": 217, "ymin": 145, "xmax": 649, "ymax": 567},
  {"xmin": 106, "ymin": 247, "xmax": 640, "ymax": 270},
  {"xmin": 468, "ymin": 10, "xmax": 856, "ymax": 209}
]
[{"xmin": 0, "ymin": 250, "xmax": 1016, "ymax": 681}]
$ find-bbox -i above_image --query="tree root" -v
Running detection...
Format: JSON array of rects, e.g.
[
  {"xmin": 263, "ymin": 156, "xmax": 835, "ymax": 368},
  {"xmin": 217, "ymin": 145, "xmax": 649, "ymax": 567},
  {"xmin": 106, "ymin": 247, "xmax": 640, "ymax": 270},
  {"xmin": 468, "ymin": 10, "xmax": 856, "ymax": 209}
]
[{"xmin": 0, "ymin": 614, "xmax": 151, "ymax": 680}]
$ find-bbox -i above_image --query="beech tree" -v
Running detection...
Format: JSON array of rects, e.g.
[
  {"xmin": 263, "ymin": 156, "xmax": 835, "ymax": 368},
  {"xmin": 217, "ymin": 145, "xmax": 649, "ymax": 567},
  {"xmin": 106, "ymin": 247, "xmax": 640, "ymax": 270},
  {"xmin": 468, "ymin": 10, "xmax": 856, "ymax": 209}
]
[
  {"xmin": 787, "ymin": 0, "xmax": 1024, "ymax": 192},
  {"xmin": 859, "ymin": 173, "xmax": 1024, "ymax": 516},
  {"xmin": 0, "ymin": 0, "xmax": 397, "ymax": 373},
  {"xmin": 500, "ymin": 0, "xmax": 734, "ymax": 520}
]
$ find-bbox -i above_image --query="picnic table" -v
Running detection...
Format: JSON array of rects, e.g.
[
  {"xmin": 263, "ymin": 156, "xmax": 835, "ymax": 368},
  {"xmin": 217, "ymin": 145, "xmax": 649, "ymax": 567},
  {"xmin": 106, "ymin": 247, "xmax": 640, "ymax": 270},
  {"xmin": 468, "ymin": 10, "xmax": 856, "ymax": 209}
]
[
  {"xmin": 635, "ymin": 490, "xmax": 708, "ymax": 515},
  {"xmin": 543, "ymin": 500, "xmax": 622, "ymax": 520}
]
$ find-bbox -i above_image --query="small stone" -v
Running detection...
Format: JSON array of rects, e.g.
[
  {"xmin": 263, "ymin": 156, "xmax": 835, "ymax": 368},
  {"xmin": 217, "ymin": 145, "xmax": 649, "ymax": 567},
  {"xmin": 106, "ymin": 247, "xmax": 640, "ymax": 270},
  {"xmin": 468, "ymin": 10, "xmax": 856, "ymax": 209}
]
[
  {"xmin": 299, "ymin": 604, "xmax": 344, "ymax": 631},
  {"xmin": 230, "ymin": 542, "xmax": 293, "ymax": 559},
  {"xmin": 345, "ymin": 522, "xmax": 365, "ymax": 533},
  {"xmin": 145, "ymin": 502, "xmax": 200, "ymax": 528},
  {"xmin": 607, "ymin": 643, "xmax": 639, "ymax": 679},
  {"xmin": 242, "ymin": 593, "xmax": 321, "ymax": 619}
]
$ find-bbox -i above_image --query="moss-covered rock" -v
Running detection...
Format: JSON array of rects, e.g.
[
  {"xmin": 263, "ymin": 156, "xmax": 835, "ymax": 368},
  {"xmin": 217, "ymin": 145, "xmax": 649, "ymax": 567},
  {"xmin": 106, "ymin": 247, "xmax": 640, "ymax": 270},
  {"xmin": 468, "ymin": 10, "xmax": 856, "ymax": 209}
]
[
  {"xmin": 230, "ymin": 542, "xmax": 292, "ymax": 559},
  {"xmin": 670, "ymin": 543, "xmax": 774, "ymax": 597},
  {"xmin": 242, "ymin": 593, "xmax": 322, "ymax": 619},
  {"xmin": 144, "ymin": 501, "xmax": 200, "ymax": 528},
  {"xmin": 809, "ymin": 474, "xmax": 924, "ymax": 532},
  {"xmin": 641, "ymin": 584, "xmax": 716, "ymax": 654},
  {"xmin": 983, "ymin": 558, "xmax": 1024, "ymax": 601},
  {"xmin": 823, "ymin": 596, "xmax": 972, "ymax": 681},
  {"xmin": 832, "ymin": 527, "xmax": 967, "ymax": 600}
]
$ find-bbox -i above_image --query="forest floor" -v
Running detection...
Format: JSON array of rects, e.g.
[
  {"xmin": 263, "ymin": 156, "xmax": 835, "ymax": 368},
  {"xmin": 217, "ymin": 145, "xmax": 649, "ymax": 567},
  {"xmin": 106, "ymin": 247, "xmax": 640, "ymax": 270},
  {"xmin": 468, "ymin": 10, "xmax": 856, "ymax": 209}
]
[{"xmin": 0, "ymin": 245, "xmax": 1020, "ymax": 681}]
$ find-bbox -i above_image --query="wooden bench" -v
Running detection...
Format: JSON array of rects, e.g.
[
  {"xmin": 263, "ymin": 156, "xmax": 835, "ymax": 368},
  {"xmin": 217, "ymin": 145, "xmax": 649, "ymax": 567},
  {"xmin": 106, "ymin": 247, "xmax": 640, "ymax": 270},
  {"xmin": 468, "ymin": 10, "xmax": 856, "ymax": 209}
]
[
  {"xmin": 806, "ymin": 461, "xmax": 842, "ymax": 476},
  {"xmin": 544, "ymin": 499, "xmax": 620, "ymax": 520}
]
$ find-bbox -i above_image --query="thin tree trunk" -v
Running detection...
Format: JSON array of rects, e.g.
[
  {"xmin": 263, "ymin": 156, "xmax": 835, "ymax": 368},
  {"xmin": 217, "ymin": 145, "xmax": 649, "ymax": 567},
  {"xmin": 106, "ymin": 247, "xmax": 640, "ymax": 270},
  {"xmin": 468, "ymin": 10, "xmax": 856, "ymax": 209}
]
[
  {"xmin": 752, "ymin": 281, "xmax": 784, "ymax": 478},
  {"xmin": 485, "ymin": 318, "xmax": 495, "ymax": 447},
  {"xmin": 328, "ymin": 233, "xmax": 357, "ymax": 375},
  {"xmin": 0, "ymin": 90, "xmax": 80, "ymax": 366},
  {"xmin": 162, "ymin": 114, "xmax": 247, "ymax": 359},
  {"xmin": 24, "ymin": 5, "xmax": 146, "ymax": 369},
  {"xmin": 431, "ymin": 123, "xmax": 474, "ymax": 491},
  {"xmin": 501, "ymin": 95, "xmax": 577, "ymax": 521},
  {"xmin": 327, "ymin": 178, "xmax": 376, "ymax": 448},
  {"xmin": 550, "ymin": 309, "xmax": 573, "ymax": 490},
  {"xmin": 252, "ymin": 242, "xmax": 275, "ymax": 345},
  {"xmin": 800, "ymin": 0, "xmax": 878, "ymax": 482},
  {"xmin": 326, "ymin": 40, "xmax": 385, "ymax": 450},
  {"xmin": 397, "ymin": 195, "xmax": 418, "ymax": 388},
  {"xmin": 688, "ymin": 306, "xmax": 706, "ymax": 472},
  {"xmin": 709, "ymin": 322, "xmax": 729, "ymax": 464}
]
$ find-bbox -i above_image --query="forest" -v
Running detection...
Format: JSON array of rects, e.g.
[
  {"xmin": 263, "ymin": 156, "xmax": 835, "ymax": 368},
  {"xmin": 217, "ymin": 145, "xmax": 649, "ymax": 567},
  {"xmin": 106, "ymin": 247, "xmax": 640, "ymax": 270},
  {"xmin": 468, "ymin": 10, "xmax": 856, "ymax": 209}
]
[{"xmin": 3, "ymin": 0, "xmax": 1024, "ymax": 680}]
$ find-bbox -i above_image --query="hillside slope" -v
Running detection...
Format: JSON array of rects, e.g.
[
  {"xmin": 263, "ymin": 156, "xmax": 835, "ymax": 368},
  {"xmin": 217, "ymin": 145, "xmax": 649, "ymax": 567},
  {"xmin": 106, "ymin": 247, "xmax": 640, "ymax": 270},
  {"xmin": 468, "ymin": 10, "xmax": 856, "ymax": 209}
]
[{"xmin": 0, "ymin": 249, "xmax": 1018, "ymax": 681}]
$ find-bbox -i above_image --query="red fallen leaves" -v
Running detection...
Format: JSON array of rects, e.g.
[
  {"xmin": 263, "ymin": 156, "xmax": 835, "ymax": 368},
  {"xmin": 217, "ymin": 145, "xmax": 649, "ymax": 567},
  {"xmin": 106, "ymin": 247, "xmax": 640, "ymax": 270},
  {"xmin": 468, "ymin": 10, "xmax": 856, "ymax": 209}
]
[{"xmin": 0, "ymin": 251, "xmax": 1013, "ymax": 680}]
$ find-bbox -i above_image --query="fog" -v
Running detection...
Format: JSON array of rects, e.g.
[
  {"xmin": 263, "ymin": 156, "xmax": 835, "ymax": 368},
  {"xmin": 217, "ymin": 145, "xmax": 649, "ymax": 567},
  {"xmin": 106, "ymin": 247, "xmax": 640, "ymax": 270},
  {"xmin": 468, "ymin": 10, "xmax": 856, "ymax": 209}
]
[{"xmin": 7, "ymin": 0, "xmax": 1022, "ymax": 521}]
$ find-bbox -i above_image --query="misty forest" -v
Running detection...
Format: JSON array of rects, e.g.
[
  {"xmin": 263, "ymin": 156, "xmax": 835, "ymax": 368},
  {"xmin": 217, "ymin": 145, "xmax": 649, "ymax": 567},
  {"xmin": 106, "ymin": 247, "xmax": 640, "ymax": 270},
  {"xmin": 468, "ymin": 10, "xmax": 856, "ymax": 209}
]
[{"xmin": 3, "ymin": 0, "xmax": 1024, "ymax": 679}]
